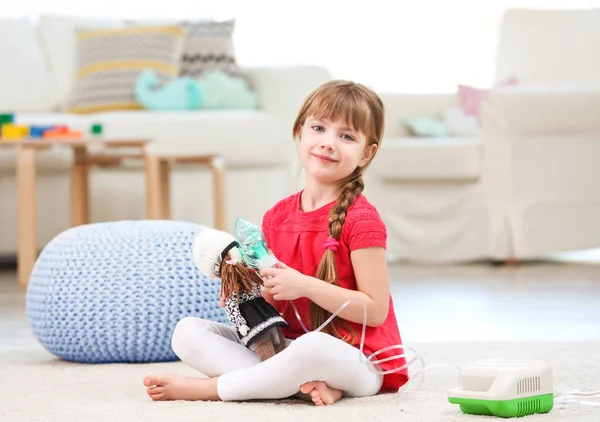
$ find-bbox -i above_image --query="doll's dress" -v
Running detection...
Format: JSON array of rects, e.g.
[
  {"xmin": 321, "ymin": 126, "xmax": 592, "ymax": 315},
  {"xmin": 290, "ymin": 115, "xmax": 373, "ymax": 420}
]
[{"xmin": 224, "ymin": 285, "xmax": 288, "ymax": 350}]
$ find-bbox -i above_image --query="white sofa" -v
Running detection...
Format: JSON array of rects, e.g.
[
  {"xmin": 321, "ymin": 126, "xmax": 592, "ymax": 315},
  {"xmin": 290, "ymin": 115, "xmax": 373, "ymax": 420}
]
[
  {"xmin": 0, "ymin": 15, "xmax": 330, "ymax": 256},
  {"xmin": 3, "ymin": 10, "xmax": 599, "ymax": 264},
  {"xmin": 368, "ymin": 8, "xmax": 600, "ymax": 263}
]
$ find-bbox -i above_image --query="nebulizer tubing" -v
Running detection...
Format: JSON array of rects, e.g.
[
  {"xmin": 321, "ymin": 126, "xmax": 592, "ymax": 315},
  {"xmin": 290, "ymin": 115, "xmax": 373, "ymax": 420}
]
[
  {"xmin": 285, "ymin": 278, "xmax": 600, "ymax": 399},
  {"xmin": 289, "ymin": 297, "xmax": 458, "ymax": 386},
  {"xmin": 291, "ymin": 298, "xmax": 600, "ymax": 405},
  {"xmin": 270, "ymin": 276, "xmax": 600, "ymax": 400},
  {"xmin": 554, "ymin": 388, "xmax": 600, "ymax": 407},
  {"xmin": 561, "ymin": 389, "xmax": 600, "ymax": 397}
]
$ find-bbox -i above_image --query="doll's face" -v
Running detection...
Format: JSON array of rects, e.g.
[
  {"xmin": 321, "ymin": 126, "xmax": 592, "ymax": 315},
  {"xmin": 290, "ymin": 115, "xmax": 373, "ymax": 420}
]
[{"xmin": 227, "ymin": 247, "xmax": 243, "ymax": 264}]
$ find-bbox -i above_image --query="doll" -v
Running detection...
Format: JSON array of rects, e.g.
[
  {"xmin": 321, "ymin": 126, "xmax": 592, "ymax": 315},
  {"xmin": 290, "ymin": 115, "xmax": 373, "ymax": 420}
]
[{"xmin": 193, "ymin": 228, "xmax": 288, "ymax": 361}]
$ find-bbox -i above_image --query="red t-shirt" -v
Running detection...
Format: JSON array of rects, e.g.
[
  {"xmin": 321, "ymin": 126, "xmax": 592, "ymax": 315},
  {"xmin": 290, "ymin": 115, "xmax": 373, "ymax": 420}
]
[{"xmin": 262, "ymin": 190, "xmax": 409, "ymax": 393}]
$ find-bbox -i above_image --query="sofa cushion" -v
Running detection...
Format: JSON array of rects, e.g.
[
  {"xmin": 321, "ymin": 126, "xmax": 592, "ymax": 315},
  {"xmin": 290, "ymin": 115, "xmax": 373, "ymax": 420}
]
[
  {"xmin": 375, "ymin": 137, "xmax": 482, "ymax": 181},
  {"xmin": 0, "ymin": 18, "xmax": 55, "ymax": 112},
  {"xmin": 15, "ymin": 110, "xmax": 290, "ymax": 167},
  {"xmin": 38, "ymin": 15, "xmax": 251, "ymax": 112},
  {"xmin": 179, "ymin": 20, "xmax": 242, "ymax": 78},
  {"xmin": 68, "ymin": 25, "xmax": 186, "ymax": 114}
]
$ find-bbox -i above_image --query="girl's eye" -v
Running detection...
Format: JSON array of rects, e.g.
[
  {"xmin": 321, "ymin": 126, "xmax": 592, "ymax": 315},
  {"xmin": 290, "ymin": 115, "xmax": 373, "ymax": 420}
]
[
  {"xmin": 341, "ymin": 134, "xmax": 355, "ymax": 141},
  {"xmin": 312, "ymin": 125, "xmax": 324, "ymax": 132}
]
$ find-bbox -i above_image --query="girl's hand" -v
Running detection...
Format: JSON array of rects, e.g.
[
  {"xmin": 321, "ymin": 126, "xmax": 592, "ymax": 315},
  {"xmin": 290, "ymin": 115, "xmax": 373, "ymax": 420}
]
[
  {"xmin": 260, "ymin": 261, "xmax": 312, "ymax": 301},
  {"xmin": 218, "ymin": 295, "xmax": 226, "ymax": 308}
]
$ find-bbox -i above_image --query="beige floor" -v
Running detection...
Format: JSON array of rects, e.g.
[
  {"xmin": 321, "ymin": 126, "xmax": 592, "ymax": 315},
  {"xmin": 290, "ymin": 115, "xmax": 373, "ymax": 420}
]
[
  {"xmin": 2, "ymin": 260, "xmax": 600, "ymax": 421},
  {"xmin": 2, "ymin": 257, "xmax": 600, "ymax": 351}
]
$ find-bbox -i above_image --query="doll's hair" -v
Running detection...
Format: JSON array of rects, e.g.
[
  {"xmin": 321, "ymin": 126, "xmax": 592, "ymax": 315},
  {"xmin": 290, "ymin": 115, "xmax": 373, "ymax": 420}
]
[
  {"xmin": 219, "ymin": 252, "xmax": 264, "ymax": 303},
  {"xmin": 293, "ymin": 80, "xmax": 385, "ymax": 344}
]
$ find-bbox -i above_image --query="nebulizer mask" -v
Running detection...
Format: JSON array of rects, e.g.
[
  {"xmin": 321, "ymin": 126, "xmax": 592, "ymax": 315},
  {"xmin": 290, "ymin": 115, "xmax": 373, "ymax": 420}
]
[{"xmin": 232, "ymin": 217, "xmax": 599, "ymax": 417}]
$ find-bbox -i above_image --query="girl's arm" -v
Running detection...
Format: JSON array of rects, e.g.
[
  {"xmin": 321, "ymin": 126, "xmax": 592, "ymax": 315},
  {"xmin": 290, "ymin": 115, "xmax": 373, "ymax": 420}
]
[{"xmin": 305, "ymin": 247, "xmax": 390, "ymax": 327}]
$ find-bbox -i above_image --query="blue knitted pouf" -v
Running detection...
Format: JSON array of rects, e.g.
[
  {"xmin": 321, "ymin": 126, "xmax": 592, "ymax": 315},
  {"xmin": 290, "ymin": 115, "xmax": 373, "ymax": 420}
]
[{"xmin": 26, "ymin": 220, "xmax": 228, "ymax": 364}]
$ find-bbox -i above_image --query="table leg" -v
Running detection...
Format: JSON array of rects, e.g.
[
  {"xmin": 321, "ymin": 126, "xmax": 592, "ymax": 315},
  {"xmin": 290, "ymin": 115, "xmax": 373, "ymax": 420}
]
[
  {"xmin": 210, "ymin": 157, "xmax": 226, "ymax": 231},
  {"xmin": 17, "ymin": 147, "xmax": 37, "ymax": 288},
  {"xmin": 144, "ymin": 151, "xmax": 157, "ymax": 219},
  {"xmin": 71, "ymin": 146, "xmax": 90, "ymax": 226},
  {"xmin": 158, "ymin": 160, "xmax": 171, "ymax": 219}
]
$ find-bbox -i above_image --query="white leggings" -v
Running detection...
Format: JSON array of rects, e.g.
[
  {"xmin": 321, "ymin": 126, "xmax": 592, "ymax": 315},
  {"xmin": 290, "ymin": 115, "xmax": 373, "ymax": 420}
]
[{"xmin": 171, "ymin": 317, "xmax": 383, "ymax": 401}]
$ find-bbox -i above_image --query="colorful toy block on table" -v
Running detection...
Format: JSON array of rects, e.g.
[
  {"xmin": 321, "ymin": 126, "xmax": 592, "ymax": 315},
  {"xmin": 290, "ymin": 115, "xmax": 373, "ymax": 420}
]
[
  {"xmin": 42, "ymin": 126, "xmax": 83, "ymax": 139},
  {"xmin": 90, "ymin": 123, "xmax": 103, "ymax": 136},
  {"xmin": 0, "ymin": 113, "xmax": 14, "ymax": 125},
  {"xmin": 1, "ymin": 123, "xmax": 29, "ymax": 141},
  {"xmin": 30, "ymin": 126, "xmax": 56, "ymax": 138}
]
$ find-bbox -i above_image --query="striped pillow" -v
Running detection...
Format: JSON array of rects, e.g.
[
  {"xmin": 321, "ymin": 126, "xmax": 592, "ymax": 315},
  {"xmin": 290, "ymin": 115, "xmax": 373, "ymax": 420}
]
[
  {"xmin": 179, "ymin": 20, "xmax": 242, "ymax": 78},
  {"xmin": 68, "ymin": 26, "xmax": 185, "ymax": 114}
]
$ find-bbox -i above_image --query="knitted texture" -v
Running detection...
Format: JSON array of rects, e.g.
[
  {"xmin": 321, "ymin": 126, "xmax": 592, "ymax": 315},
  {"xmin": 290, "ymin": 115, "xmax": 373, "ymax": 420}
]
[{"xmin": 26, "ymin": 220, "xmax": 228, "ymax": 364}]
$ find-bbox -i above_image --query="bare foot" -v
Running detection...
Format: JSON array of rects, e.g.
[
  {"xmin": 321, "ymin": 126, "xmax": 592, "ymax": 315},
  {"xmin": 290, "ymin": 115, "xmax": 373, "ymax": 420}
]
[
  {"xmin": 300, "ymin": 381, "xmax": 343, "ymax": 406},
  {"xmin": 143, "ymin": 373, "xmax": 220, "ymax": 401}
]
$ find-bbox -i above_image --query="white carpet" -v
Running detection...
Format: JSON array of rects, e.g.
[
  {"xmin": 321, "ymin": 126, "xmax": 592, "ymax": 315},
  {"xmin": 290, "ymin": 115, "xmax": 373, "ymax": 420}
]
[{"xmin": 2, "ymin": 341, "xmax": 599, "ymax": 422}]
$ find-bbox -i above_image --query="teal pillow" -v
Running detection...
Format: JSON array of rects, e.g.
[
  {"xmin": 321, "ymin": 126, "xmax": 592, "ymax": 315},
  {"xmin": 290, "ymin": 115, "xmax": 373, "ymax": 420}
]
[
  {"xmin": 197, "ymin": 70, "xmax": 260, "ymax": 109},
  {"xmin": 403, "ymin": 116, "xmax": 449, "ymax": 137},
  {"xmin": 135, "ymin": 70, "xmax": 202, "ymax": 111},
  {"xmin": 134, "ymin": 69, "xmax": 260, "ymax": 111}
]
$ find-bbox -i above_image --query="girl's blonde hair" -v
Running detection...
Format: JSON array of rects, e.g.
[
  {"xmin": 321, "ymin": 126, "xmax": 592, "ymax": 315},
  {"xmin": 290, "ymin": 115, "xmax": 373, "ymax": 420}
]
[{"xmin": 293, "ymin": 80, "xmax": 385, "ymax": 343}]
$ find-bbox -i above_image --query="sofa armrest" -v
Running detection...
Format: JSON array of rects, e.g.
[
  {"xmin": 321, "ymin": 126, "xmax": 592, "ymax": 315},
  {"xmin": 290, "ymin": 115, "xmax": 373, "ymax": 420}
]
[
  {"xmin": 380, "ymin": 93, "xmax": 458, "ymax": 137},
  {"xmin": 481, "ymin": 85, "xmax": 600, "ymax": 135},
  {"xmin": 244, "ymin": 65, "xmax": 331, "ymax": 125},
  {"xmin": 480, "ymin": 85, "xmax": 600, "ymax": 209}
]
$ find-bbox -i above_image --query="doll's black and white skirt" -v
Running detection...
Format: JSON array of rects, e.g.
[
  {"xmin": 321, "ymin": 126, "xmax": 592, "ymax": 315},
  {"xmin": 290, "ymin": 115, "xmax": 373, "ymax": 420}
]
[{"xmin": 227, "ymin": 296, "xmax": 288, "ymax": 349}]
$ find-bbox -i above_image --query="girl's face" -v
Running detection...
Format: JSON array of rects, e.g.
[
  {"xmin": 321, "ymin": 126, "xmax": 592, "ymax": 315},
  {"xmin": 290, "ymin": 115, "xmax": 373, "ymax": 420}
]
[{"xmin": 298, "ymin": 116, "xmax": 377, "ymax": 185}]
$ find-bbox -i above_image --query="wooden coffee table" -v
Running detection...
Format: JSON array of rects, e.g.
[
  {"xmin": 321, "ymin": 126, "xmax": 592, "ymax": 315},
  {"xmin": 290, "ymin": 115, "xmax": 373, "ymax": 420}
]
[{"xmin": 1, "ymin": 138, "xmax": 151, "ymax": 288}]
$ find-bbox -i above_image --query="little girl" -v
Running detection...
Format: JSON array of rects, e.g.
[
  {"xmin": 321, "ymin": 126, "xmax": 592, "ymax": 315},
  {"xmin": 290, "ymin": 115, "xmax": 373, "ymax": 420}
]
[{"xmin": 143, "ymin": 80, "xmax": 408, "ymax": 406}]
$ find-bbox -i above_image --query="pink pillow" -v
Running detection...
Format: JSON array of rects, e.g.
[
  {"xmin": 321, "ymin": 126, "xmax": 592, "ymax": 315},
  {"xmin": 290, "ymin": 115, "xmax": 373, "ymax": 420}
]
[{"xmin": 458, "ymin": 77, "xmax": 517, "ymax": 117}]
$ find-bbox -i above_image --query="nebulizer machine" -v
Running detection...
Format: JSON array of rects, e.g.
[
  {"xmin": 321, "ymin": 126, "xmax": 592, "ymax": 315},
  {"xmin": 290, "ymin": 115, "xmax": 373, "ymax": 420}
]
[{"xmin": 232, "ymin": 217, "xmax": 599, "ymax": 418}]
